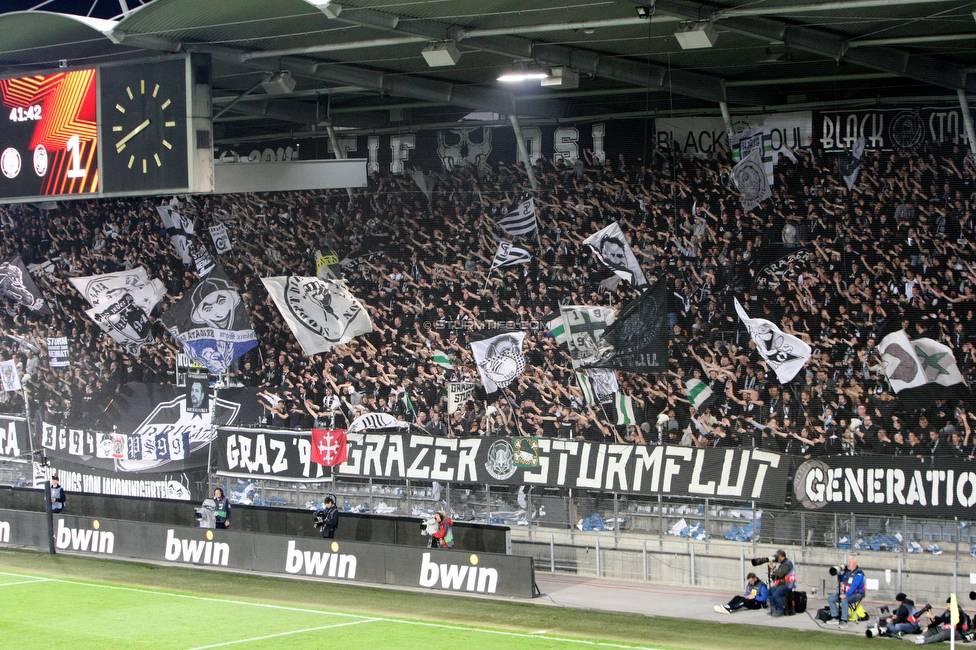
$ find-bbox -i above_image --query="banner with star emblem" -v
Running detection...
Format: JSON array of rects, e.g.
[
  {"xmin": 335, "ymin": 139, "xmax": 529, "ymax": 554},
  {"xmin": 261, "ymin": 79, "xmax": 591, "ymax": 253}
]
[
  {"xmin": 311, "ymin": 428, "xmax": 348, "ymax": 467},
  {"xmin": 734, "ymin": 297, "xmax": 811, "ymax": 384}
]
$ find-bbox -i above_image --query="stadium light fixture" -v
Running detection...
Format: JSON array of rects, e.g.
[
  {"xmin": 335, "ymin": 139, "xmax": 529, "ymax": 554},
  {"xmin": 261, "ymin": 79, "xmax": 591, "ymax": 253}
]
[
  {"xmin": 674, "ymin": 22, "xmax": 718, "ymax": 49},
  {"xmin": 497, "ymin": 64, "xmax": 550, "ymax": 83}
]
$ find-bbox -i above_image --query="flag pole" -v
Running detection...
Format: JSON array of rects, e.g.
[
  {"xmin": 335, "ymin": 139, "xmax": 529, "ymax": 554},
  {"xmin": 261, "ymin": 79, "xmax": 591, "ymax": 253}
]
[{"xmin": 482, "ymin": 266, "xmax": 494, "ymax": 294}]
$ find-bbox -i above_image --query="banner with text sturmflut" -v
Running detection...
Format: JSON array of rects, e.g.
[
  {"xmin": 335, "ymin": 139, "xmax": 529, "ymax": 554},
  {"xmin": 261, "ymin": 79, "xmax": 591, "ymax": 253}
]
[
  {"xmin": 216, "ymin": 427, "xmax": 789, "ymax": 505},
  {"xmin": 793, "ymin": 456, "xmax": 976, "ymax": 518}
]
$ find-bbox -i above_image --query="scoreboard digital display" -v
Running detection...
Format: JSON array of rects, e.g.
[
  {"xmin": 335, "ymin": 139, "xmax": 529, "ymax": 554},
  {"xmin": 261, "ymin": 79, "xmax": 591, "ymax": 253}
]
[{"xmin": 0, "ymin": 69, "xmax": 99, "ymax": 199}]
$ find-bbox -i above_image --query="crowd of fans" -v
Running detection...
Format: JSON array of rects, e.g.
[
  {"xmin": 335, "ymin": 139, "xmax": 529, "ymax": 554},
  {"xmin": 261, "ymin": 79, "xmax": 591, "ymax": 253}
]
[{"xmin": 2, "ymin": 133, "xmax": 976, "ymax": 465}]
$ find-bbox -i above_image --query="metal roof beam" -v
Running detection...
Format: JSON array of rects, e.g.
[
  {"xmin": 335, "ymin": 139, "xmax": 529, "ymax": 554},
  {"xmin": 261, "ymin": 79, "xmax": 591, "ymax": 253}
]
[
  {"xmin": 648, "ymin": 0, "xmax": 972, "ymax": 91},
  {"xmin": 112, "ymin": 34, "xmax": 565, "ymax": 118},
  {"xmin": 311, "ymin": 4, "xmax": 762, "ymax": 105}
]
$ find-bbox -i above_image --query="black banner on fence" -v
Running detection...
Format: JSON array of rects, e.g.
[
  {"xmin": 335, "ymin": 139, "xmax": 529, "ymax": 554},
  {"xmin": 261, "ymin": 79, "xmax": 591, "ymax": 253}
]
[
  {"xmin": 216, "ymin": 428, "xmax": 790, "ymax": 505},
  {"xmin": 0, "ymin": 510, "xmax": 536, "ymax": 598},
  {"xmin": 793, "ymin": 456, "xmax": 976, "ymax": 518},
  {"xmin": 46, "ymin": 457, "xmax": 207, "ymax": 502},
  {"xmin": 0, "ymin": 414, "xmax": 28, "ymax": 465},
  {"xmin": 815, "ymin": 105, "xmax": 973, "ymax": 153}
]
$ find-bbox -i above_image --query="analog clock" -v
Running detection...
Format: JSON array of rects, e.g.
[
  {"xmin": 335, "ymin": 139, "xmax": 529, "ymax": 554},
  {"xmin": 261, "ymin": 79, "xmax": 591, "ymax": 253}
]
[{"xmin": 100, "ymin": 58, "xmax": 189, "ymax": 194}]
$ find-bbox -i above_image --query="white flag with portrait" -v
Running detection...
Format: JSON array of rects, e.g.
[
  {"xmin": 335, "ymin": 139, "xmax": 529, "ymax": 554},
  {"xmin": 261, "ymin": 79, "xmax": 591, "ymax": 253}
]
[
  {"xmin": 0, "ymin": 359, "xmax": 21, "ymax": 392},
  {"xmin": 262, "ymin": 276, "xmax": 373, "ymax": 356},
  {"xmin": 879, "ymin": 330, "xmax": 928, "ymax": 393},
  {"xmin": 583, "ymin": 222, "xmax": 647, "ymax": 286},
  {"xmin": 85, "ymin": 293, "xmax": 154, "ymax": 357},
  {"xmin": 734, "ymin": 298, "xmax": 811, "ymax": 384},
  {"xmin": 729, "ymin": 147, "xmax": 772, "ymax": 213}
]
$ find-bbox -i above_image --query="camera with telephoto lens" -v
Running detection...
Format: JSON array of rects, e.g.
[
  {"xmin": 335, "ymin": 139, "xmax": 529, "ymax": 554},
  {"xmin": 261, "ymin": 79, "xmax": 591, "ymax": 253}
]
[
  {"xmin": 750, "ymin": 556, "xmax": 773, "ymax": 566},
  {"xmin": 829, "ymin": 565, "xmax": 846, "ymax": 576},
  {"xmin": 312, "ymin": 511, "xmax": 327, "ymax": 531},
  {"xmin": 865, "ymin": 624, "xmax": 886, "ymax": 638}
]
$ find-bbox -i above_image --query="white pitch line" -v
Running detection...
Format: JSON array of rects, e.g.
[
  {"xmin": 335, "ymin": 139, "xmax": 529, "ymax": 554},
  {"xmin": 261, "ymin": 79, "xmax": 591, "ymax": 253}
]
[
  {"xmin": 0, "ymin": 570, "xmax": 658, "ymax": 650},
  {"xmin": 187, "ymin": 619, "xmax": 379, "ymax": 650},
  {"xmin": 0, "ymin": 578, "xmax": 52, "ymax": 587}
]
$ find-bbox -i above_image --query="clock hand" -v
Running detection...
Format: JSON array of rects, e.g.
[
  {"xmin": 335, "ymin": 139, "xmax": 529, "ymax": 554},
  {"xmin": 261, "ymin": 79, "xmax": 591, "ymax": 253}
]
[{"xmin": 115, "ymin": 119, "xmax": 151, "ymax": 152}]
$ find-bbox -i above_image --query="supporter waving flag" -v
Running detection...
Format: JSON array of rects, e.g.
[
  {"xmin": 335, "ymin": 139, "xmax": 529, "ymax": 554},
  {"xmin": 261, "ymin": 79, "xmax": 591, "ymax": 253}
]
[
  {"xmin": 734, "ymin": 298, "xmax": 811, "ymax": 384},
  {"xmin": 70, "ymin": 267, "xmax": 166, "ymax": 314},
  {"xmin": 161, "ymin": 266, "xmax": 258, "ymax": 374},
  {"xmin": 490, "ymin": 241, "xmax": 531, "ymax": 269},
  {"xmin": 156, "ymin": 203, "xmax": 195, "ymax": 265},
  {"xmin": 470, "ymin": 330, "xmax": 527, "ymax": 394},
  {"xmin": 495, "ymin": 198, "xmax": 536, "ymax": 236},
  {"xmin": 86, "ymin": 293, "xmax": 154, "ymax": 357},
  {"xmin": 0, "ymin": 256, "xmax": 50, "ymax": 314},
  {"xmin": 262, "ymin": 276, "xmax": 373, "ymax": 356},
  {"xmin": 583, "ymin": 222, "xmax": 647, "ymax": 287}
]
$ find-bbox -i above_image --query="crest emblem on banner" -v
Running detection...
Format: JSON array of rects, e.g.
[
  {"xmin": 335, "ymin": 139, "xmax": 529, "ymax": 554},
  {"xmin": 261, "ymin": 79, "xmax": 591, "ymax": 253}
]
[
  {"xmin": 484, "ymin": 439, "xmax": 517, "ymax": 480},
  {"xmin": 512, "ymin": 438, "xmax": 540, "ymax": 468}
]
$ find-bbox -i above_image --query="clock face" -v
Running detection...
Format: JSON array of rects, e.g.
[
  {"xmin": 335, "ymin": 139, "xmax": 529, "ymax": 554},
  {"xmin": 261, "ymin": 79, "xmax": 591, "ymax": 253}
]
[{"xmin": 100, "ymin": 58, "xmax": 189, "ymax": 194}]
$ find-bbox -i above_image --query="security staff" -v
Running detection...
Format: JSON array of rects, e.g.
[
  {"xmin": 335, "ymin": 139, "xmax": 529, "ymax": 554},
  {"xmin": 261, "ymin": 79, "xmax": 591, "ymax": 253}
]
[{"xmin": 212, "ymin": 487, "xmax": 231, "ymax": 528}]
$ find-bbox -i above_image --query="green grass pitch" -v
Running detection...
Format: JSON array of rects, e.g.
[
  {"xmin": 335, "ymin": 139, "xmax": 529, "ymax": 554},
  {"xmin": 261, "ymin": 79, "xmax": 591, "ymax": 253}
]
[{"xmin": 0, "ymin": 549, "xmax": 879, "ymax": 649}]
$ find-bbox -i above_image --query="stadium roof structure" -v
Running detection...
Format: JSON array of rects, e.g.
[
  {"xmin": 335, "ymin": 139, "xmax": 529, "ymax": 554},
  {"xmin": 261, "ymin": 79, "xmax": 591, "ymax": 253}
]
[{"xmin": 3, "ymin": 0, "xmax": 976, "ymax": 145}]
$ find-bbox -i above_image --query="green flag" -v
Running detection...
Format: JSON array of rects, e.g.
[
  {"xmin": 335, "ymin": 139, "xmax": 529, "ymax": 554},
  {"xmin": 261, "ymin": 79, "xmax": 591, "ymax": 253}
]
[
  {"xmin": 546, "ymin": 316, "xmax": 567, "ymax": 345},
  {"xmin": 431, "ymin": 349, "xmax": 454, "ymax": 369},
  {"xmin": 615, "ymin": 392, "xmax": 636, "ymax": 426},
  {"xmin": 404, "ymin": 389, "xmax": 415, "ymax": 413}
]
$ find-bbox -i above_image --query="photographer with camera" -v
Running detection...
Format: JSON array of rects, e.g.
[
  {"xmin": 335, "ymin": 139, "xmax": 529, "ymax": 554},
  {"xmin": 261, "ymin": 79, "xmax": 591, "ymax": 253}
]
[
  {"xmin": 714, "ymin": 572, "xmax": 768, "ymax": 615},
  {"xmin": 827, "ymin": 556, "xmax": 866, "ymax": 628},
  {"xmin": 866, "ymin": 594, "xmax": 925, "ymax": 639},
  {"xmin": 212, "ymin": 488, "xmax": 231, "ymax": 529},
  {"xmin": 914, "ymin": 598, "xmax": 971, "ymax": 645},
  {"xmin": 765, "ymin": 550, "xmax": 796, "ymax": 617},
  {"xmin": 313, "ymin": 496, "xmax": 339, "ymax": 539},
  {"xmin": 430, "ymin": 510, "xmax": 454, "ymax": 549}
]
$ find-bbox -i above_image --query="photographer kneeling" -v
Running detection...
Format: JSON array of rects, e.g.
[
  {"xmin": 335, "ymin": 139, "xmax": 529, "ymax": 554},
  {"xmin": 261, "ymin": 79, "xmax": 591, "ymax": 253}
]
[
  {"xmin": 914, "ymin": 598, "xmax": 971, "ymax": 645},
  {"xmin": 827, "ymin": 556, "xmax": 866, "ymax": 628}
]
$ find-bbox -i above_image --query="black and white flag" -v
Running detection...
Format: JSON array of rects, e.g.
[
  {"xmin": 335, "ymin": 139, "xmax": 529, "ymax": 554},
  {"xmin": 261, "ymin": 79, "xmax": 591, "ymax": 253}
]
[
  {"xmin": 208, "ymin": 224, "xmax": 232, "ymax": 255},
  {"xmin": 584, "ymin": 279, "xmax": 667, "ymax": 373},
  {"xmin": 191, "ymin": 243, "xmax": 216, "ymax": 277},
  {"xmin": 156, "ymin": 204, "xmax": 195, "ymax": 265},
  {"xmin": 729, "ymin": 147, "xmax": 772, "ymax": 213},
  {"xmin": 495, "ymin": 198, "xmax": 537, "ymax": 236},
  {"xmin": 161, "ymin": 266, "xmax": 258, "ymax": 374},
  {"xmin": 582, "ymin": 222, "xmax": 647, "ymax": 287},
  {"xmin": 490, "ymin": 241, "xmax": 531, "ymax": 269},
  {"xmin": 261, "ymin": 276, "xmax": 373, "ymax": 356},
  {"xmin": 470, "ymin": 330, "xmax": 527, "ymax": 394},
  {"xmin": 839, "ymin": 137, "xmax": 866, "ymax": 190},
  {"xmin": 69, "ymin": 267, "xmax": 166, "ymax": 314},
  {"xmin": 0, "ymin": 256, "xmax": 50, "ymax": 314},
  {"xmin": 734, "ymin": 298, "xmax": 811, "ymax": 384},
  {"xmin": 86, "ymin": 293, "xmax": 154, "ymax": 357},
  {"xmin": 447, "ymin": 382, "xmax": 475, "ymax": 414}
]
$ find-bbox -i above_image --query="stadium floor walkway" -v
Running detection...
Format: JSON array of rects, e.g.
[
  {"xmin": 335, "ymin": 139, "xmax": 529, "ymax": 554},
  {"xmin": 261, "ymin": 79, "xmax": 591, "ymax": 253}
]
[{"xmin": 535, "ymin": 573, "xmax": 875, "ymax": 635}]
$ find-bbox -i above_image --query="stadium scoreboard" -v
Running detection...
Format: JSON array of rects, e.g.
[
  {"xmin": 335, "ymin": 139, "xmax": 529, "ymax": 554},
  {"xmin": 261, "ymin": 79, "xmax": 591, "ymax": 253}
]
[{"xmin": 0, "ymin": 54, "xmax": 213, "ymax": 204}]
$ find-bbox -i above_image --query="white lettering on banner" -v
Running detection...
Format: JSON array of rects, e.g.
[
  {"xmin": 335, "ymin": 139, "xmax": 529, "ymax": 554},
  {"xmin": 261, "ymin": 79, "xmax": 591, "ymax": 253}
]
[
  {"xmin": 164, "ymin": 529, "xmax": 229, "ymax": 566},
  {"xmin": 340, "ymin": 432, "xmax": 363, "ymax": 475},
  {"xmin": 519, "ymin": 127, "xmax": 543, "ymax": 166},
  {"xmin": 0, "ymin": 520, "xmax": 9, "ymax": 543},
  {"xmin": 418, "ymin": 552, "xmax": 497, "ymax": 594},
  {"xmin": 749, "ymin": 450, "xmax": 780, "ymax": 499},
  {"xmin": 1, "ymin": 421, "xmax": 20, "ymax": 458},
  {"xmin": 363, "ymin": 436, "xmax": 384, "ymax": 477},
  {"xmin": 604, "ymin": 444, "xmax": 631, "ymax": 492},
  {"xmin": 430, "ymin": 438, "xmax": 457, "ymax": 481},
  {"xmin": 522, "ymin": 438, "xmax": 551, "ymax": 485},
  {"xmin": 55, "ymin": 519, "xmax": 114, "ymax": 554},
  {"xmin": 656, "ymin": 112, "xmax": 811, "ymax": 161},
  {"xmin": 51, "ymin": 468, "xmax": 191, "ymax": 500},
  {"xmin": 631, "ymin": 446, "xmax": 664, "ymax": 493},
  {"xmin": 328, "ymin": 135, "xmax": 357, "ymax": 160},
  {"xmin": 576, "ymin": 443, "xmax": 605, "ymax": 489},
  {"xmin": 553, "ymin": 127, "xmax": 580, "ymax": 163},
  {"xmin": 717, "ymin": 449, "xmax": 750, "ymax": 497},
  {"xmin": 689, "ymin": 449, "xmax": 716, "ymax": 495},
  {"xmin": 550, "ymin": 440, "xmax": 580, "ymax": 485},
  {"xmin": 663, "ymin": 447, "xmax": 693, "ymax": 492},
  {"xmin": 457, "ymin": 439, "xmax": 480, "ymax": 482},
  {"xmin": 367, "ymin": 136, "xmax": 379, "ymax": 174},
  {"xmin": 384, "ymin": 435, "xmax": 405, "ymax": 477},
  {"xmin": 284, "ymin": 540, "xmax": 357, "ymax": 579},
  {"xmin": 591, "ymin": 123, "xmax": 606, "ymax": 163},
  {"xmin": 390, "ymin": 134, "xmax": 415, "ymax": 174},
  {"xmin": 406, "ymin": 436, "xmax": 433, "ymax": 479}
]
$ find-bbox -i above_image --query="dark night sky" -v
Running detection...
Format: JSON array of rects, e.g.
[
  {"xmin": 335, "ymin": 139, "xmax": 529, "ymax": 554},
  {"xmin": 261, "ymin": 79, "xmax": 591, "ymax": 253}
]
[{"xmin": 0, "ymin": 1, "xmax": 153, "ymax": 19}]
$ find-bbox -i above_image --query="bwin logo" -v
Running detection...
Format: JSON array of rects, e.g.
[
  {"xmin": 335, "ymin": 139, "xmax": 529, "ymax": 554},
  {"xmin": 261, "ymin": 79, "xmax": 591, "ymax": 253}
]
[
  {"xmin": 284, "ymin": 540, "xmax": 357, "ymax": 579},
  {"xmin": 164, "ymin": 529, "xmax": 229, "ymax": 566},
  {"xmin": 0, "ymin": 520, "xmax": 9, "ymax": 543},
  {"xmin": 418, "ymin": 552, "xmax": 498, "ymax": 594},
  {"xmin": 55, "ymin": 519, "xmax": 114, "ymax": 554}
]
